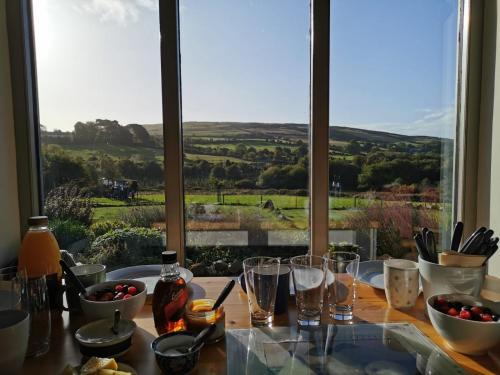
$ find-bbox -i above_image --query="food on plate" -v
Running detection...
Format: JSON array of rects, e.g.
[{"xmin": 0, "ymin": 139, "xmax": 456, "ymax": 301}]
[
  {"xmin": 98, "ymin": 370, "xmax": 131, "ymax": 375},
  {"xmin": 61, "ymin": 364, "xmax": 78, "ymax": 375},
  {"xmin": 80, "ymin": 357, "xmax": 118, "ymax": 375},
  {"xmin": 432, "ymin": 296, "xmax": 499, "ymax": 322},
  {"xmin": 86, "ymin": 283, "xmax": 139, "ymax": 302}
]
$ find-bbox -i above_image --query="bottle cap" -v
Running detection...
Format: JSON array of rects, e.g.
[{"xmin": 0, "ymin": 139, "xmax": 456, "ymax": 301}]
[
  {"xmin": 162, "ymin": 251, "xmax": 177, "ymax": 264},
  {"xmin": 28, "ymin": 216, "xmax": 49, "ymax": 226}
]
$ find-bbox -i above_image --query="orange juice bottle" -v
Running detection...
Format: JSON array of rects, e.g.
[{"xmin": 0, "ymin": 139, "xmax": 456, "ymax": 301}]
[{"xmin": 18, "ymin": 216, "xmax": 63, "ymax": 313}]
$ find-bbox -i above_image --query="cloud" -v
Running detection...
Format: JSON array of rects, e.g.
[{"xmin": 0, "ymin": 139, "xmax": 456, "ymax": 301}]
[
  {"xmin": 75, "ymin": 0, "xmax": 158, "ymax": 26},
  {"xmin": 335, "ymin": 107, "xmax": 456, "ymax": 139}
]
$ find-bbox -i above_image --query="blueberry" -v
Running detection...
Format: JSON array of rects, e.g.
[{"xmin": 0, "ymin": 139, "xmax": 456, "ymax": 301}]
[
  {"xmin": 492, "ymin": 314, "xmax": 499, "ymax": 322},
  {"xmin": 461, "ymin": 305, "xmax": 471, "ymax": 311}
]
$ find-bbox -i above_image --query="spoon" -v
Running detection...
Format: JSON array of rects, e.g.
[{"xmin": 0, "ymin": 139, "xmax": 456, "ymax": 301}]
[
  {"xmin": 59, "ymin": 259, "xmax": 87, "ymax": 298},
  {"xmin": 162, "ymin": 324, "xmax": 217, "ymax": 356},
  {"xmin": 212, "ymin": 280, "xmax": 235, "ymax": 311},
  {"xmin": 111, "ymin": 309, "xmax": 120, "ymax": 335}
]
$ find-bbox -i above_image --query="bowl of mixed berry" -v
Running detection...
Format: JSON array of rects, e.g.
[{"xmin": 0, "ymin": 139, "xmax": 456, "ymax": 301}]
[
  {"xmin": 79, "ymin": 279, "xmax": 147, "ymax": 321},
  {"xmin": 427, "ymin": 294, "xmax": 500, "ymax": 355}
]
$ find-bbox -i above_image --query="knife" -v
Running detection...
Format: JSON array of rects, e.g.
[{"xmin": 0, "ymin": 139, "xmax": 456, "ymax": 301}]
[{"xmin": 450, "ymin": 222, "xmax": 463, "ymax": 251}]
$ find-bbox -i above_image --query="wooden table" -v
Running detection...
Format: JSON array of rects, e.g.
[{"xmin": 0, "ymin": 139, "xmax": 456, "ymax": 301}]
[{"xmin": 23, "ymin": 277, "xmax": 500, "ymax": 374}]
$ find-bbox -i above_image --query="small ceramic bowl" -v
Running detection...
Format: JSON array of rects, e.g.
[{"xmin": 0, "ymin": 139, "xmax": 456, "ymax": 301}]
[
  {"xmin": 427, "ymin": 293, "xmax": 500, "ymax": 355},
  {"xmin": 79, "ymin": 279, "xmax": 147, "ymax": 321},
  {"xmin": 151, "ymin": 332, "xmax": 203, "ymax": 375},
  {"xmin": 75, "ymin": 316, "xmax": 136, "ymax": 358}
]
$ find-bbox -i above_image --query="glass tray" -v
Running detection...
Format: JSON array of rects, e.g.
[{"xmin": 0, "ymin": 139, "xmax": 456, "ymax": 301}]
[{"xmin": 226, "ymin": 323, "xmax": 465, "ymax": 375}]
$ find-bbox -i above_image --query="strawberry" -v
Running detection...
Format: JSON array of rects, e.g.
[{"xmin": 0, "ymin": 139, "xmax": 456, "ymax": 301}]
[{"xmin": 459, "ymin": 310, "xmax": 472, "ymax": 320}]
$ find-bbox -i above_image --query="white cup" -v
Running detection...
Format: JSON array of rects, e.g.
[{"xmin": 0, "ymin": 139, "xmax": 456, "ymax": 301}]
[
  {"xmin": 0, "ymin": 309, "xmax": 30, "ymax": 374},
  {"xmin": 384, "ymin": 259, "xmax": 419, "ymax": 309}
]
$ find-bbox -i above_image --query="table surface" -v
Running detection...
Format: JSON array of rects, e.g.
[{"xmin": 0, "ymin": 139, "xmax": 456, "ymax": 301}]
[{"xmin": 22, "ymin": 277, "xmax": 500, "ymax": 375}]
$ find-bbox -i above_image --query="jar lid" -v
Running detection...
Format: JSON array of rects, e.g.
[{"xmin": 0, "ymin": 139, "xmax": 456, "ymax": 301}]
[
  {"xmin": 162, "ymin": 251, "xmax": 177, "ymax": 264},
  {"xmin": 28, "ymin": 216, "xmax": 49, "ymax": 226}
]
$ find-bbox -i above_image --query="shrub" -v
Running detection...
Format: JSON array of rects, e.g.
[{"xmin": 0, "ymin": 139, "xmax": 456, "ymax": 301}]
[
  {"xmin": 120, "ymin": 206, "xmax": 165, "ymax": 228},
  {"xmin": 89, "ymin": 220, "xmax": 130, "ymax": 238},
  {"xmin": 49, "ymin": 219, "xmax": 89, "ymax": 249},
  {"xmin": 44, "ymin": 184, "xmax": 93, "ymax": 226},
  {"xmin": 234, "ymin": 179, "xmax": 256, "ymax": 189},
  {"xmin": 86, "ymin": 228, "xmax": 163, "ymax": 270}
]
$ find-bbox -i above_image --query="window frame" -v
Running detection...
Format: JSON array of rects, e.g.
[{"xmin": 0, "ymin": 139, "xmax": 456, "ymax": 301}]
[{"xmin": 7, "ymin": 0, "xmax": 474, "ymax": 263}]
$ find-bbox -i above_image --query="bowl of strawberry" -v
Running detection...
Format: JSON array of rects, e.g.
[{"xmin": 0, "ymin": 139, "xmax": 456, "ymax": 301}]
[
  {"xmin": 80, "ymin": 279, "xmax": 147, "ymax": 321},
  {"xmin": 427, "ymin": 293, "xmax": 500, "ymax": 355}
]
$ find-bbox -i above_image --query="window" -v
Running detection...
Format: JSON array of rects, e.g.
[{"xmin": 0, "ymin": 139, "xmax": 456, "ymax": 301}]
[
  {"xmin": 179, "ymin": 0, "xmax": 311, "ymax": 272},
  {"xmin": 32, "ymin": 0, "xmax": 166, "ymax": 270},
  {"xmin": 27, "ymin": 0, "xmax": 462, "ymax": 275},
  {"xmin": 328, "ymin": 0, "xmax": 458, "ymax": 260}
]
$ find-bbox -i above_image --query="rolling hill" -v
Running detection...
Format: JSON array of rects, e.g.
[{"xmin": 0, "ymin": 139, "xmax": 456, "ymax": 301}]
[{"xmin": 143, "ymin": 122, "xmax": 448, "ymax": 145}]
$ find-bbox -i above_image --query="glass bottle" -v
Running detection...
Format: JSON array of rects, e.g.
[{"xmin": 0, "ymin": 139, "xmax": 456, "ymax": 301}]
[
  {"xmin": 18, "ymin": 216, "xmax": 63, "ymax": 314},
  {"xmin": 152, "ymin": 251, "xmax": 189, "ymax": 335}
]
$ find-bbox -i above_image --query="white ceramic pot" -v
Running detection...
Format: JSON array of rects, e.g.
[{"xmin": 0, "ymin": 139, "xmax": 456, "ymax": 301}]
[
  {"xmin": 418, "ymin": 256, "xmax": 486, "ymax": 312},
  {"xmin": 427, "ymin": 294, "xmax": 500, "ymax": 355},
  {"xmin": 79, "ymin": 279, "xmax": 147, "ymax": 321},
  {"xmin": 0, "ymin": 309, "xmax": 30, "ymax": 374}
]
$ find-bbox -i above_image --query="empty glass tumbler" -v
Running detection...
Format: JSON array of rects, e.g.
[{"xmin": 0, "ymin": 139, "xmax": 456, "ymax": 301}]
[
  {"xmin": 243, "ymin": 257, "xmax": 280, "ymax": 327},
  {"xmin": 290, "ymin": 255, "xmax": 327, "ymax": 326},
  {"xmin": 324, "ymin": 251, "xmax": 360, "ymax": 321}
]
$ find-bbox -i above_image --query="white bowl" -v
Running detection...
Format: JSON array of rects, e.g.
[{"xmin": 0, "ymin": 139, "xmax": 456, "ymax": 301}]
[
  {"xmin": 75, "ymin": 317, "xmax": 136, "ymax": 357},
  {"xmin": 0, "ymin": 310, "xmax": 30, "ymax": 372},
  {"xmin": 80, "ymin": 279, "xmax": 147, "ymax": 321},
  {"xmin": 427, "ymin": 293, "xmax": 500, "ymax": 355},
  {"xmin": 419, "ymin": 256, "xmax": 486, "ymax": 312}
]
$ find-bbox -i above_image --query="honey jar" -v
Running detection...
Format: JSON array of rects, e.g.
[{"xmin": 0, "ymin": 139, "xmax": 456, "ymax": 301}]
[{"xmin": 184, "ymin": 298, "xmax": 225, "ymax": 343}]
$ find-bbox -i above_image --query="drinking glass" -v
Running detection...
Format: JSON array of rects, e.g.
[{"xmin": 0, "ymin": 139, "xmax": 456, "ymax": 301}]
[
  {"xmin": 290, "ymin": 255, "xmax": 327, "ymax": 326},
  {"xmin": 24, "ymin": 276, "xmax": 51, "ymax": 357},
  {"xmin": 243, "ymin": 257, "xmax": 280, "ymax": 327},
  {"xmin": 324, "ymin": 251, "xmax": 360, "ymax": 321},
  {"xmin": 0, "ymin": 266, "xmax": 26, "ymax": 310}
]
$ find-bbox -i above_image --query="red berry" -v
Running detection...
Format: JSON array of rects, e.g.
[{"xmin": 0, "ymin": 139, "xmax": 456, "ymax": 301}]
[
  {"xmin": 123, "ymin": 294, "xmax": 133, "ymax": 299},
  {"xmin": 480, "ymin": 313, "xmax": 493, "ymax": 322},
  {"xmin": 459, "ymin": 310, "xmax": 472, "ymax": 320},
  {"xmin": 447, "ymin": 307, "xmax": 459, "ymax": 316},
  {"xmin": 115, "ymin": 284, "xmax": 124, "ymax": 293},
  {"xmin": 435, "ymin": 297, "xmax": 448, "ymax": 306},
  {"xmin": 127, "ymin": 286, "xmax": 137, "ymax": 295},
  {"xmin": 471, "ymin": 306, "xmax": 483, "ymax": 316}
]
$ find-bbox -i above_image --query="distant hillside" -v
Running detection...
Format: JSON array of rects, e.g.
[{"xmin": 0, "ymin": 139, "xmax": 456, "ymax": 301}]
[{"xmin": 143, "ymin": 122, "xmax": 447, "ymax": 145}]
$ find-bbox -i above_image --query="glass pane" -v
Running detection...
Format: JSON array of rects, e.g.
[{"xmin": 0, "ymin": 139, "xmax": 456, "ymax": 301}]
[
  {"xmin": 329, "ymin": 0, "xmax": 458, "ymax": 260},
  {"xmin": 33, "ymin": 0, "xmax": 165, "ymax": 270},
  {"xmin": 179, "ymin": 0, "xmax": 311, "ymax": 275}
]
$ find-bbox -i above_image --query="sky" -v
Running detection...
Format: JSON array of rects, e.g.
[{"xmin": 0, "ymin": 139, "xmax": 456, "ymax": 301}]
[{"xmin": 33, "ymin": 0, "xmax": 458, "ymax": 138}]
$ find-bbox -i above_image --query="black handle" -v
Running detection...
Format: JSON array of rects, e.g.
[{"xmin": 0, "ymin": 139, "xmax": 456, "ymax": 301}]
[
  {"xmin": 212, "ymin": 280, "xmax": 235, "ymax": 311},
  {"xmin": 450, "ymin": 222, "xmax": 463, "ymax": 251},
  {"xmin": 190, "ymin": 324, "xmax": 217, "ymax": 351},
  {"xmin": 414, "ymin": 233, "xmax": 430, "ymax": 262},
  {"xmin": 426, "ymin": 231, "xmax": 437, "ymax": 263},
  {"xmin": 459, "ymin": 227, "xmax": 486, "ymax": 253},
  {"xmin": 59, "ymin": 260, "xmax": 87, "ymax": 297}
]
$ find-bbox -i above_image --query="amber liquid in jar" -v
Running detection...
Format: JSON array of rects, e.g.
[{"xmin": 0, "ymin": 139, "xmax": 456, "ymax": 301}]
[
  {"xmin": 152, "ymin": 252, "xmax": 189, "ymax": 335},
  {"xmin": 185, "ymin": 299, "xmax": 225, "ymax": 343}
]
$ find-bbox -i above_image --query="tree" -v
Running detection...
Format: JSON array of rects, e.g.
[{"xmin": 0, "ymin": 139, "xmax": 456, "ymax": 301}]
[
  {"xmin": 143, "ymin": 161, "xmax": 164, "ymax": 185},
  {"xmin": 74, "ymin": 121, "xmax": 97, "ymax": 144},
  {"xmin": 118, "ymin": 159, "xmax": 140, "ymax": 179},
  {"xmin": 210, "ymin": 165, "xmax": 226, "ymax": 180},
  {"xmin": 226, "ymin": 164, "xmax": 242, "ymax": 180},
  {"xmin": 42, "ymin": 146, "xmax": 89, "ymax": 191},
  {"xmin": 329, "ymin": 159, "xmax": 361, "ymax": 191},
  {"xmin": 126, "ymin": 124, "xmax": 152, "ymax": 146}
]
